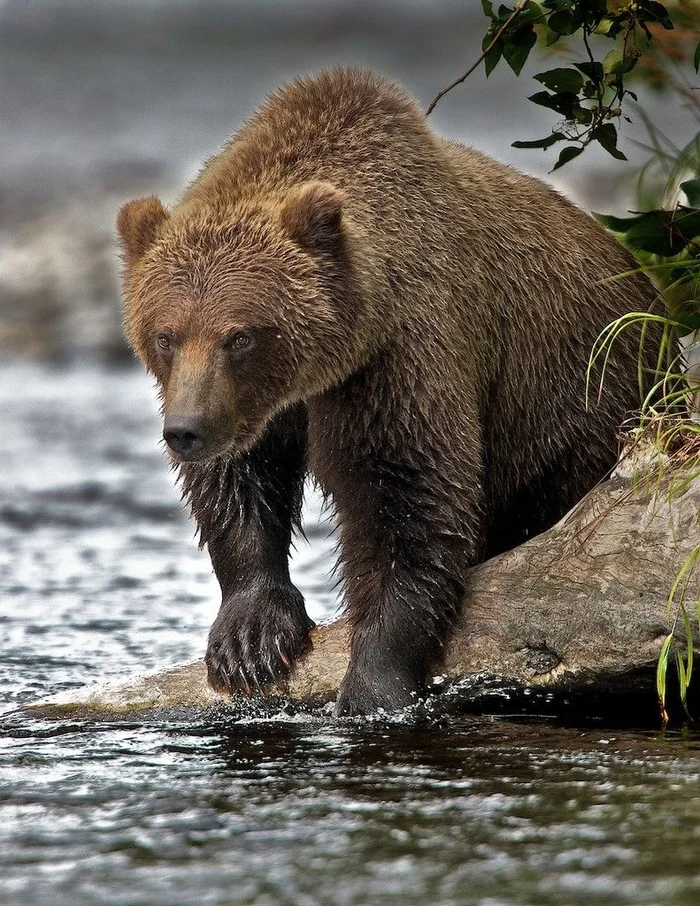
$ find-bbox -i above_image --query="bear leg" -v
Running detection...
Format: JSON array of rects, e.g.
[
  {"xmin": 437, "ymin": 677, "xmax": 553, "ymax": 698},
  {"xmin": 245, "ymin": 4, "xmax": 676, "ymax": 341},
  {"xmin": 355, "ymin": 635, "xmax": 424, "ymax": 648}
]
[
  {"xmin": 333, "ymin": 466, "xmax": 476, "ymax": 716},
  {"xmin": 178, "ymin": 404, "xmax": 314, "ymax": 695}
]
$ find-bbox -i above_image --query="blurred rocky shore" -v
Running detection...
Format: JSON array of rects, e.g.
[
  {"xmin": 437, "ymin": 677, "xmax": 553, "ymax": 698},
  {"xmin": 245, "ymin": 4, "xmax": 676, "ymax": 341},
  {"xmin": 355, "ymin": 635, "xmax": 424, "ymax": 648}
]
[
  {"xmin": 1, "ymin": 182, "xmax": 154, "ymax": 361},
  {"xmin": 0, "ymin": 0, "xmax": 690, "ymax": 362}
]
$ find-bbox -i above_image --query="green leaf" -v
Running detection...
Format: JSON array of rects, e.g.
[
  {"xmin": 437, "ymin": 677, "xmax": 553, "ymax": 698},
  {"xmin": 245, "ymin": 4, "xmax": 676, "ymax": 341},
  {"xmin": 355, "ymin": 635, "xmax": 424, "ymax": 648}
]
[
  {"xmin": 656, "ymin": 634, "xmax": 673, "ymax": 716},
  {"xmin": 528, "ymin": 89, "xmax": 562, "ymax": 111},
  {"xmin": 625, "ymin": 214, "xmax": 675, "ymax": 255},
  {"xmin": 512, "ymin": 131, "xmax": 566, "ymax": 149},
  {"xmin": 591, "ymin": 123, "xmax": 627, "ymax": 161},
  {"xmin": 682, "ymin": 606, "xmax": 694, "ymax": 691},
  {"xmin": 574, "ymin": 61, "xmax": 604, "ymax": 82},
  {"xmin": 542, "ymin": 0, "xmax": 574, "ymax": 10},
  {"xmin": 503, "ymin": 25, "xmax": 538, "ymax": 75},
  {"xmin": 482, "ymin": 29, "xmax": 502, "ymax": 71},
  {"xmin": 517, "ymin": 1, "xmax": 544, "ymax": 24},
  {"xmin": 572, "ymin": 105, "xmax": 593, "ymax": 125},
  {"xmin": 675, "ymin": 210, "xmax": 700, "ymax": 240},
  {"xmin": 482, "ymin": 29, "xmax": 503, "ymax": 77},
  {"xmin": 481, "ymin": 0, "xmax": 494, "ymax": 15},
  {"xmin": 619, "ymin": 52, "xmax": 641, "ymax": 76},
  {"xmin": 547, "ymin": 8, "xmax": 579, "ymax": 34},
  {"xmin": 639, "ymin": 0, "xmax": 674, "ymax": 29},
  {"xmin": 528, "ymin": 90, "xmax": 578, "ymax": 116},
  {"xmin": 638, "ymin": 19, "xmax": 653, "ymax": 42},
  {"xmin": 484, "ymin": 44, "xmax": 503, "ymax": 76},
  {"xmin": 603, "ymin": 48, "xmax": 624, "ymax": 74},
  {"xmin": 625, "ymin": 211, "xmax": 698, "ymax": 256},
  {"xmin": 551, "ymin": 145, "xmax": 584, "ymax": 171},
  {"xmin": 533, "ymin": 67, "xmax": 584, "ymax": 92},
  {"xmin": 595, "ymin": 15, "xmax": 621, "ymax": 37},
  {"xmin": 676, "ymin": 312, "xmax": 700, "ymax": 333},
  {"xmin": 602, "ymin": 49, "xmax": 640, "ymax": 85},
  {"xmin": 695, "ymin": 40, "xmax": 700, "ymax": 73},
  {"xmin": 681, "ymin": 178, "xmax": 700, "ymax": 208},
  {"xmin": 675, "ymin": 649, "xmax": 688, "ymax": 706},
  {"xmin": 593, "ymin": 212, "xmax": 648, "ymax": 233}
]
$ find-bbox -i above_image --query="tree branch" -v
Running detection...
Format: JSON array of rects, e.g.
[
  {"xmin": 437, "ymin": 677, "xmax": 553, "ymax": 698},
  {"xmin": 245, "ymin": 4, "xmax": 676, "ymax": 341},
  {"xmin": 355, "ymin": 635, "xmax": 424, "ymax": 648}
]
[{"xmin": 426, "ymin": 2, "xmax": 527, "ymax": 116}]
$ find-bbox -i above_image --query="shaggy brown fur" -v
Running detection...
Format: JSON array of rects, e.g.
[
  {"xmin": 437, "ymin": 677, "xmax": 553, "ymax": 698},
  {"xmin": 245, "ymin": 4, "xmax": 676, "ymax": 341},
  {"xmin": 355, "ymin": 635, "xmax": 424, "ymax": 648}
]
[{"xmin": 117, "ymin": 69, "xmax": 658, "ymax": 715}]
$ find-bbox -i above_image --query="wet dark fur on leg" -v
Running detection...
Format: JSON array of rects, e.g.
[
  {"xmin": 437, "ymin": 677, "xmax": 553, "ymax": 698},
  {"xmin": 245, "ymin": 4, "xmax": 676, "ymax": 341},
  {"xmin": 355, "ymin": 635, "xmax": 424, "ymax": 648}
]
[{"xmin": 178, "ymin": 405, "xmax": 314, "ymax": 694}]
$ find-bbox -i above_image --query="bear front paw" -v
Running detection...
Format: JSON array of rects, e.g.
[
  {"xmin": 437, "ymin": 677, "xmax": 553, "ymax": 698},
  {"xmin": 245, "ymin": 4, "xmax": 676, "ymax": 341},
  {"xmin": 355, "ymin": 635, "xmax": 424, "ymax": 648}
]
[{"xmin": 205, "ymin": 584, "xmax": 315, "ymax": 697}]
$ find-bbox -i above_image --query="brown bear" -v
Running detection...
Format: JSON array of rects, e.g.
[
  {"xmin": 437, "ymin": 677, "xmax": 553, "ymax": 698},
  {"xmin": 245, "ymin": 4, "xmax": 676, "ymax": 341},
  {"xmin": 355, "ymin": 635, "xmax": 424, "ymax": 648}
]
[{"xmin": 117, "ymin": 69, "xmax": 658, "ymax": 716}]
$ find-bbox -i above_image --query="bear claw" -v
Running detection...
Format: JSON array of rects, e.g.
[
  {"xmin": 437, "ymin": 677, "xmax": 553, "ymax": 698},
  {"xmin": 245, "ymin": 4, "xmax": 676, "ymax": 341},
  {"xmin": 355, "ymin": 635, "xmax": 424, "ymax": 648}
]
[{"xmin": 205, "ymin": 583, "xmax": 314, "ymax": 697}]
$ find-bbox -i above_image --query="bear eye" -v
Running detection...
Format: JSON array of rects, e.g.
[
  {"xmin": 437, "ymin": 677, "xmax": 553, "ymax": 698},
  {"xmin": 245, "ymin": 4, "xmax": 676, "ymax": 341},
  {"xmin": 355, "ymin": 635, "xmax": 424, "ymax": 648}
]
[
  {"xmin": 156, "ymin": 333, "xmax": 171, "ymax": 350},
  {"xmin": 226, "ymin": 331, "xmax": 252, "ymax": 351}
]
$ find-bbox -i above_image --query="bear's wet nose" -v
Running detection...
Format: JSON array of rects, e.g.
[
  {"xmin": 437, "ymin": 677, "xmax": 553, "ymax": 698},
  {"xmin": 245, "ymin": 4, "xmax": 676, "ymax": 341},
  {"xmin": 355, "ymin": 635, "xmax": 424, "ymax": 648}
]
[{"xmin": 163, "ymin": 416, "xmax": 206, "ymax": 458}]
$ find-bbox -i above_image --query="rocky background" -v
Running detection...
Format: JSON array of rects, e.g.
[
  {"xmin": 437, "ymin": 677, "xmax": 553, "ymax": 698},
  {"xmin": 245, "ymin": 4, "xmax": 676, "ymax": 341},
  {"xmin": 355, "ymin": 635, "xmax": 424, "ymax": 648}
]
[{"xmin": 1, "ymin": 0, "xmax": 692, "ymax": 362}]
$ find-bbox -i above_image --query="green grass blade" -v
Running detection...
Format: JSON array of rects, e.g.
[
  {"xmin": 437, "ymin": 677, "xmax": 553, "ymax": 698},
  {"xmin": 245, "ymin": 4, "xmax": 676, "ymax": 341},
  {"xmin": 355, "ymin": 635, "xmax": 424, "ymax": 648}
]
[{"xmin": 657, "ymin": 633, "xmax": 674, "ymax": 725}]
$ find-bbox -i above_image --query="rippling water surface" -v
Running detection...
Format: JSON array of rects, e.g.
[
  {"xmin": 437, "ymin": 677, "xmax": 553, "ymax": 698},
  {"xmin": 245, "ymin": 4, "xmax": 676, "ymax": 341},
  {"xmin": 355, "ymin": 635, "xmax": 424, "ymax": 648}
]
[{"xmin": 2, "ymin": 362, "xmax": 700, "ymax": 906}]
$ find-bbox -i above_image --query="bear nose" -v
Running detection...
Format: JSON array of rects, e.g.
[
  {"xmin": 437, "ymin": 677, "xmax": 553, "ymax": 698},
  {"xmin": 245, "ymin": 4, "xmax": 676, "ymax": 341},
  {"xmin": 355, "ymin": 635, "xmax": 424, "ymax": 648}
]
[{"xmin": 163, "ymin": 416, "xmax": 206, "ymax": 457}]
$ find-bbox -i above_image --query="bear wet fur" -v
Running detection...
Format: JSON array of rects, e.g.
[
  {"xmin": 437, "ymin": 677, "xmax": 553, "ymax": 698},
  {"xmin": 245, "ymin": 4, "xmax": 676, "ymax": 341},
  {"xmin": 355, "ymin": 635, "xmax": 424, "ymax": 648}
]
[{"xmin": 117, "ymin": 69, "xmax": 659, "ymax": 716}]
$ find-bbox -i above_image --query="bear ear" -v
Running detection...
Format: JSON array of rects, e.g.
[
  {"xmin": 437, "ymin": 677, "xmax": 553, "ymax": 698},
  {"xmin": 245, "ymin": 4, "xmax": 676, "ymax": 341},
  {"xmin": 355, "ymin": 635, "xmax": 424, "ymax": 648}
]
[
  {"xmin": 280, "ymin": 182, "xmax": 345, "ymax": 253},
  {"xmin": 116, "ymin": 196, "xmax": 169, "ymax": 265}
]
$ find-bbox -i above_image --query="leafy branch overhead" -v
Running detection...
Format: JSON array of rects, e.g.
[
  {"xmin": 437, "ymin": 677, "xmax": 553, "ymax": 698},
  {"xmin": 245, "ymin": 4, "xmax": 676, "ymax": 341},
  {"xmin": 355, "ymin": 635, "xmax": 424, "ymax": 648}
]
[{"xmin": 428, "ymin": 0, "xmax": 699, "ymax": 172}]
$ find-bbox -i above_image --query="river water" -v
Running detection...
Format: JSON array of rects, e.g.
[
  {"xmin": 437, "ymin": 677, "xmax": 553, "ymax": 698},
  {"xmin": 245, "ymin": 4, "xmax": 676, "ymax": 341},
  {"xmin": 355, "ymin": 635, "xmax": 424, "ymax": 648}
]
[{"xmin": 1, "ymin": 361, "xmax": 700, "ymax": 906}]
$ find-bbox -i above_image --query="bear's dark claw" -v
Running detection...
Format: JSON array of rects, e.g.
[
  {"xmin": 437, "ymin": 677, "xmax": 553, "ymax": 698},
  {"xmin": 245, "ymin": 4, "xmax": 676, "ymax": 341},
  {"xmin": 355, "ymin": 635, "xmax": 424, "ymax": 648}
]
[{"xmin": 205, "ymin": 583, "xmax": 314, "ymax": 698}]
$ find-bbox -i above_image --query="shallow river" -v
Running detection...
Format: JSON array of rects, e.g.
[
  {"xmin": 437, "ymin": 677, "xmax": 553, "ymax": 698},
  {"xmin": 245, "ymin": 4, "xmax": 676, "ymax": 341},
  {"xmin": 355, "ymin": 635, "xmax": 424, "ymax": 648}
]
[{"xmin": 2, "ymin": 362, "xmax": 699, "ymax": 906}]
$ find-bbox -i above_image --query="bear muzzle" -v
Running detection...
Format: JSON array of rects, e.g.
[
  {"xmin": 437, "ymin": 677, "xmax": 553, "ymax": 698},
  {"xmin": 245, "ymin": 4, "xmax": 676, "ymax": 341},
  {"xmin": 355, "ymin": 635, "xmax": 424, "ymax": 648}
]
[
  {"xmin": 161, "ymin": 409, "xmax": 249, "ymax": 462},
  {"xmin": 162, "ymin": 414, "xmax": 206, "ymax": 459}
]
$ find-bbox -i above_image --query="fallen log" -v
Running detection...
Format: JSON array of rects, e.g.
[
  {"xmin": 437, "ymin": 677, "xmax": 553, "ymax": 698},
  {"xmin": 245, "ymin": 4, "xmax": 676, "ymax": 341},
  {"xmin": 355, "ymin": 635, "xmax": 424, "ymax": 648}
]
[{"xmin": 27, "ymin": 446, "xmax": 700, "ymax": 721}]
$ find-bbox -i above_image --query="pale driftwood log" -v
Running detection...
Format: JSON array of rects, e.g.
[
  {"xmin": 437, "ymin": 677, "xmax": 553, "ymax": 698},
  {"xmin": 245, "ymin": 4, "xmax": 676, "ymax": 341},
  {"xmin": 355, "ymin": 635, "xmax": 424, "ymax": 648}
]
[{"xmin": 28, "ymin": 448, "xmax": 700, "ymax": 720}]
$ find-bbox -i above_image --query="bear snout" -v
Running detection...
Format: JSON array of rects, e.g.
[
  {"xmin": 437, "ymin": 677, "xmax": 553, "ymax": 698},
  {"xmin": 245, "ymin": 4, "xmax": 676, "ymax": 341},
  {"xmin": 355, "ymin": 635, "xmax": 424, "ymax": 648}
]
[{"xmin": 162, "ymin": 414, "xmax": 206, "ymax": 459}]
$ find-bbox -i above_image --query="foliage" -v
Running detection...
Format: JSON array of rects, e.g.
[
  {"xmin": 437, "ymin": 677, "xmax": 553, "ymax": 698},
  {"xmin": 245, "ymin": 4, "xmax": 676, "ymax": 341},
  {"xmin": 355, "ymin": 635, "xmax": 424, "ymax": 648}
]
[
  {"xmin": 475, "ymin": 0, "xmax": 699, "ymax": 170},
  {"xmin": 595, "ymin": 174, "xmax": 700, "ymax": 329}
]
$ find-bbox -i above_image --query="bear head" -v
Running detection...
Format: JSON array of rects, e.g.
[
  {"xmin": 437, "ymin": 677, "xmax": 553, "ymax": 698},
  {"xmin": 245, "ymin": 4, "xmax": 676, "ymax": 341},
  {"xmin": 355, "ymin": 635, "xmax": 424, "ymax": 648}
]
[{"xmin": 117, "ymin": 182, "xmax": 367, "ymax": 462}]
